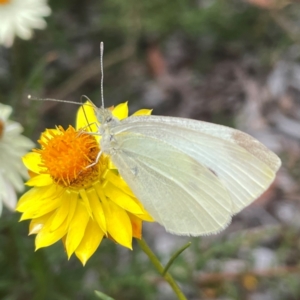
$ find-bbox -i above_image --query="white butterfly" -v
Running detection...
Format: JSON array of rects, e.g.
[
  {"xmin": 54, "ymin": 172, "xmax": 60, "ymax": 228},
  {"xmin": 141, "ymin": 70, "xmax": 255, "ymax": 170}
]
[
  {"xmin": 95, "ymin": 106, "xmax": 281, "ymax": 236},
  {"xmin": 87, "ymin": 42, "xmax": 281, "ymax": 236}
]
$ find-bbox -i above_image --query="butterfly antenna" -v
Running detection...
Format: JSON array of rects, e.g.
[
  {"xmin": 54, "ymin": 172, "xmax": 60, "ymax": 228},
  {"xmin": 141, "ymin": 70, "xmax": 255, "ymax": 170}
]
[
  {"xmin": 100, "ymin": 42, "xmax": 105, "ymax": 109},
  {"xmin": 80, "ymin": 95, "xmax": 97, "ymax": 108},
  {"xmin": 28, "ymin": 95, "xmax": 92, "ymax": 106}
]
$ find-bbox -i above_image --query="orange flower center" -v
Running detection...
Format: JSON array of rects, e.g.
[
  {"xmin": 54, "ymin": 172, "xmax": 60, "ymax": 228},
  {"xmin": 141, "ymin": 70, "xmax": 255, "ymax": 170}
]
[
  {"xmin": 0, "ymin": 0, "xmax": 10, "ymax": 4},
  {"xmin": 0, "ymin": 120, "xmax": 4, "ymax": 139},
  {"xmin": 35, "ymin": 126, "xmax": 107, "ymax": 188}
]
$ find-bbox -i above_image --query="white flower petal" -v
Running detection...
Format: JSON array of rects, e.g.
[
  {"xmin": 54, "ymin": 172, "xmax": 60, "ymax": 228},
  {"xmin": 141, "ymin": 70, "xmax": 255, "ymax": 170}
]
[
  {"xmin": 0, "ymin": 0, "xmax": 51, "ymax": 47},
  {"xmin": 0, "ymin": 199, "xmax": 2, "ymax": 217},
  {"xmin": 0, "ymin": 103, "xmax": 12, "ymax": 121},
  {"xmin": 0, "ymin": 173, "xmax": 7, "ymax": 200},
  {"xmin": 2, "ymin": 179, "xmax": 17, "ymax": 211},
  {"xmin": 0, "ymin": 102, "xmax": 34, "ymax": 213},
  {"xmin": 5, "ymin": 122, "xmax": 23, "ymax": 135}
]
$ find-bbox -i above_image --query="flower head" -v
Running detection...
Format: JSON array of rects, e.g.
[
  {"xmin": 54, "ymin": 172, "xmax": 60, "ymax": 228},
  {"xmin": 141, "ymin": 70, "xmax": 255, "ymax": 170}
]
[
  {"xmin": 0, "ymin": 103, "xmax": 34, "ymax": 216},
  {"xmin": 16, "ymin": 102, "xmax": 153, "ymax": 265},
  {"xmin": 0, "ymin": 0, "xmax": 51, "ymax": 47}
]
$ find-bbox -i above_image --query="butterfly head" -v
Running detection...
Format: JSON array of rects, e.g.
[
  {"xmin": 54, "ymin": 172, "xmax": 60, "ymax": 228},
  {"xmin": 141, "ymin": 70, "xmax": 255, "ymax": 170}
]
[{"xmin": 96, "ymin": 107, "xmax": 119, "ymax": 128}]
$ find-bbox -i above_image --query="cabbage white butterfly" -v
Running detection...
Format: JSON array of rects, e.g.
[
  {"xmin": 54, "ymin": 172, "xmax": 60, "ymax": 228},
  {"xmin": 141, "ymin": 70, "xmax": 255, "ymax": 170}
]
[{"xmin": 93, "ymin": 43, "xmax": 281, "ymax": 236}]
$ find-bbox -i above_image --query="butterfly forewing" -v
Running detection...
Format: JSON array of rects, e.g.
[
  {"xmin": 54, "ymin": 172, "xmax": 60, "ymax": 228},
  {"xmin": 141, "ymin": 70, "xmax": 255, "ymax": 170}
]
[{"xmin": 111, "ymin": 115, "xmax": 281, "ymax": 214}]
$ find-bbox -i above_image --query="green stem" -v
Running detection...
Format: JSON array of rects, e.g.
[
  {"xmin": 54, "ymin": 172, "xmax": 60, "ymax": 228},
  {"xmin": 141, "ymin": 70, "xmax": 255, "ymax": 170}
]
[
  {"xmin": 137, "ymin": 238, "xmax": 187, "ymax": 300},
  {"xmin": 163, "ymin": 242, "xmax": 191, "ymax": 276}
]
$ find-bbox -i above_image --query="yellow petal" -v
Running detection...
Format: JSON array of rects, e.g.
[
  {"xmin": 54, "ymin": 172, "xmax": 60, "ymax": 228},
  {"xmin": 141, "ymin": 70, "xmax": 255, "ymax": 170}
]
[
  {"xmin": 16, "ymin": 185, "xmax": 60, "ymax": 212},
  {"xmin": 76, "ymin": 101, "xmax": 98, "ymax": 132},
  {"xmin": 87, "ymin": 187, "xmax": 107, "ymax": 234},
  {"xmin": 94, "ymin": 183, "xmax": 111, "ymax": 216},
  {"xmin": 20, "ymin": 199, "xmax": 61, "ymax": 221},
  {"xmin": 35, "ymin": 214, "xmax": 68, "ymax": 249},
  {"xmin": 105, "ymin": 170, "xmax": 135, "ymax": 197},
  {"xmin": 108, "ymin": 159, "xmax": 117, "ymax": 170},
  {"xmin": 40, "ymin": 128, "xmax": 60, "ymax": 141},
  {"xmin": 94, "ymin": 184, "xmax": 133, "ymax": 249},
  {"xmin": 17, "ymin": 185, "xmax": 62, "ymax": 219},
  {"xmin": 29, "ymin": 212, "xmax": 52, "ymax": 235},
  {"xmin": 65, "ymin": 201, "xmax": 90, "ymax": 258},
  {"xmin": 135, "ymin": 212, "xmax": 154, "ymax": 222},
  {"xmin": 128, "ymin": 213, "xmax": 143, "ymax": 239},
  {"xmin": 75, "ymin": 220, "xmax": 104, "ymax": 266},
  {"xmin": 79, "ymin": 189, "xmax": 93, "ymax": 218},
  {"xmin": 112, "ymin": 102, "xmax": 128, "ymax": 120},
  {"xmin": 22, "ymin": 152, "xmax": 42, "ymax": 174},
  {"xmin": 16, "ymin": 187, "xmax": 40, "ymax": 212},
  {"xmin": 105, "ymin": 200, "xmax": 132, "ymax": 249},
  {"xmin": 125, "ymin": 196, "xmax": 154, "ymax": 221},
  {"xmin": 104, "ymin": 182, "xmax": 144, "ymax": 215},
  {"xmin": 65, "ymin": 190, "xmax": 79, "ymax": 227},
  {"xmin": 132, "ymin": 109, "xmax": 153, "ymax": 116},
  {"xmin": 26, "ymin": 174, "xmax": 53, "ymax": 187},
  {"xmin": 50, "ymin": 191, "xmax": 74, "ymax": 231}
]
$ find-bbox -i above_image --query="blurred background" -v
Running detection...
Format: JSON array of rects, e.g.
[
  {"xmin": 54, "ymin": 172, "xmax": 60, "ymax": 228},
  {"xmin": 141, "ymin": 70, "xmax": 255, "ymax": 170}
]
[{"xmin": 1, "ymin": 0, "xmax": 300, "ymax": 299}]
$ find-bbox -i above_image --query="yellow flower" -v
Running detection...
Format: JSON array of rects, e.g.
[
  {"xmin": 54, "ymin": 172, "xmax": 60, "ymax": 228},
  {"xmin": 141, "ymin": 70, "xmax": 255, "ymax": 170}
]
[{"xmin": 16, "ymin": 102, "xmax": 153, "ymax": 265}]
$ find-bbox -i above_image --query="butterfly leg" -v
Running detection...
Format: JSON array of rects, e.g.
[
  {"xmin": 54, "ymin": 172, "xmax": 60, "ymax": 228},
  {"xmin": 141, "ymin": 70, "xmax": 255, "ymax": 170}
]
[
  {"xmin": 76, "ymin": 126, "xmax": 100, "ymax": 137},
  {"xmin": 86, "ymin": 150, "xmax": 103, "ymax": 169}
]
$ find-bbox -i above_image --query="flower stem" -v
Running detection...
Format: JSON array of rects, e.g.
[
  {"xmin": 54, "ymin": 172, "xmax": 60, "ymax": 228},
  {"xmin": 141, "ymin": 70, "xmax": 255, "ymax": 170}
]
[{"xmin": 137, "ymin": 238, "xmax": 187, "ymax": 300}]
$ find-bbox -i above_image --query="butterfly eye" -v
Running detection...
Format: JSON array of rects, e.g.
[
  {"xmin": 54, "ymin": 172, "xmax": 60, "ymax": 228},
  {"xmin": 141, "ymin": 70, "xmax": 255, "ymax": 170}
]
[{"xmin": 106, "ymin": 117, "xmax": 112, "ymax": 123}]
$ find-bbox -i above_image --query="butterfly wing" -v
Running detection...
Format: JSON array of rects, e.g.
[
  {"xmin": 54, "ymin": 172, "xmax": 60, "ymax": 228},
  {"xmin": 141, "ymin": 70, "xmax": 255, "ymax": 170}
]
[
  {"xmin": 109, "ymin": 132, "xmax": 233, "ymax": 236},
  {"xmin": 111, "ymin": 115, "xmax": 281, "ymax": 215}
]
